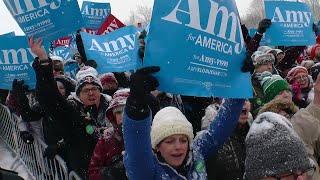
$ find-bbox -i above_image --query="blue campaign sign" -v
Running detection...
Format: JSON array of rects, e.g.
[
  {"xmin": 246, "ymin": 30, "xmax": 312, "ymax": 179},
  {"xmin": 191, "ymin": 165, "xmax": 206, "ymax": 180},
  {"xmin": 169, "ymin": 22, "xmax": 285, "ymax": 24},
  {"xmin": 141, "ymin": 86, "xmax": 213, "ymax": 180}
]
[
  {"xmin": 4, "ymin": 0, "xmax": 83, "ymax": 44},
  {"xmin": 143, "ymin": 0, "xmax": 252, "ymax": 98},
  {"xmin": 0, "ymin": 32, "xmax": 16, "ymax": 38},
  {"xmin": 51, "ymin": 46, "xmax": 73, "ymax": 61},
  {"xmin": 264, "ymin": 0, "xmax": 315, "ymax": 46},
  {"xmin": 80, "ymin": 25, "xmax": 139, "ymax": 73},
  {"xmin": 64, "ymin": 60, "xmax": 79, "ymax": 80},
  {"xmin": 81, "ymin": 1, "xmax": 111, "ymax": 29},
  {"xmin": 0, "ymin": 36, "xmax": 36, "ymax": 90}
]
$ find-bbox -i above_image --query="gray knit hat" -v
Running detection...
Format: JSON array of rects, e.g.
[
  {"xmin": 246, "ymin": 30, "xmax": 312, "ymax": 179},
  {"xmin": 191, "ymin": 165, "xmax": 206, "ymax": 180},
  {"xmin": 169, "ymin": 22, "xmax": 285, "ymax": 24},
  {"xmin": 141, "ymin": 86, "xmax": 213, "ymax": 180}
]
[{"xmin": 245, "ymin": 112, "xmax": 313, "ymax": 180}]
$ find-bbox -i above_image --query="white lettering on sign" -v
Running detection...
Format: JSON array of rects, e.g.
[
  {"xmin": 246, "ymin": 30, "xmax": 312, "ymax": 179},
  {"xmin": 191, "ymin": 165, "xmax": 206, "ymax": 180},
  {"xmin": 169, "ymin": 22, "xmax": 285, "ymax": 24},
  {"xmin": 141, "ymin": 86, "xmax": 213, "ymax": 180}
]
[
  {"xmin": 82, "ymin": 5, "xmax": 109, "ymax": 17},
  {"xmin": 0, "ymin": 48, "xmax": 36, "ymax": 65},
  {"xmin": 161, "ymin": 0, "xmax": 244, "ymax": 54},
  {"xmin": 89, "ymin": 34, "xmax": 135, "ymax": 53},
  {"xmin": 4, "ymin": 0, "xmax": 61, "ymax": 16},
  {"xmin": 272, "ymin": 7, "xmax": 312, "ymax": 27}
]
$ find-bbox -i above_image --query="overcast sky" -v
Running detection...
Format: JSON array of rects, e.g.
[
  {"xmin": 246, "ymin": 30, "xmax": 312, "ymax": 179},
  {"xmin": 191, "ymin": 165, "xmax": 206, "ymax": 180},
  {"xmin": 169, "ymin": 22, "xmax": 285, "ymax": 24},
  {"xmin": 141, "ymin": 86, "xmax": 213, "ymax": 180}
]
[{"xmin": 0, "ymin": 0, "xmax": 253, "ymax": 35}]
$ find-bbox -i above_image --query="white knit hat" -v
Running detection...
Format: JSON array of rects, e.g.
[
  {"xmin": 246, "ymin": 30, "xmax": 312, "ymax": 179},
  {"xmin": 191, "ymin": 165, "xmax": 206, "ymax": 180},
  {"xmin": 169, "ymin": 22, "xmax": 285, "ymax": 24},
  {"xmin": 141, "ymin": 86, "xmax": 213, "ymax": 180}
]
[{"xmin": 151, "ymin": 107, "xmax": 194, "ymax": 149}]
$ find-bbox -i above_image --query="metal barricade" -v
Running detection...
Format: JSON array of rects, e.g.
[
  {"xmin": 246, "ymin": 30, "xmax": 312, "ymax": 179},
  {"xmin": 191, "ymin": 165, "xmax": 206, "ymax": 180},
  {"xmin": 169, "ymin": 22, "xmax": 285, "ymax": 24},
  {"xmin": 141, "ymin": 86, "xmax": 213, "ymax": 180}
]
[{"xmin": 0, "ymin": 104, "xmax": 82, "ymax": 180}]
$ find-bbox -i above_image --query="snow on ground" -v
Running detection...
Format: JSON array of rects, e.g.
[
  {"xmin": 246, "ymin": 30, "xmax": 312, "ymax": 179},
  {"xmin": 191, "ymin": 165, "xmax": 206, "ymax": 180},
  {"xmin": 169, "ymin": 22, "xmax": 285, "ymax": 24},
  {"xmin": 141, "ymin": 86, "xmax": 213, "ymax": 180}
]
[{"xmin": 0, "ymin": 138, "xmax": 33, "ymax": 180}]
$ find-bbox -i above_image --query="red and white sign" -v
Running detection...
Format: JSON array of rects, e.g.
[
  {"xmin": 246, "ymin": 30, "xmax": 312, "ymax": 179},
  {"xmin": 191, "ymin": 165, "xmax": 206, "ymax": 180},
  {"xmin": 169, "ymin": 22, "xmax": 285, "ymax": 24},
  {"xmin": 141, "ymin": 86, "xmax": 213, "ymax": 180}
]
[
  {"xmin": 96, "ymin": 14, "xmax": 125, "ymax": 35},
  {"xmin": 53, "ymin": 36, "xmax": 72, "ymax": 48}
]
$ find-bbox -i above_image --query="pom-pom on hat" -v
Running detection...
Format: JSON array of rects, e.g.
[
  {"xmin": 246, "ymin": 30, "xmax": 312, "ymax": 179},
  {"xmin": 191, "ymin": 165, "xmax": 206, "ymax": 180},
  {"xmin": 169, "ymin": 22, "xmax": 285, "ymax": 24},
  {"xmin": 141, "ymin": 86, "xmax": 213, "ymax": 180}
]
[{"xmin": 151, "ymin": 107, "xmax": 194, "ymax": 149}]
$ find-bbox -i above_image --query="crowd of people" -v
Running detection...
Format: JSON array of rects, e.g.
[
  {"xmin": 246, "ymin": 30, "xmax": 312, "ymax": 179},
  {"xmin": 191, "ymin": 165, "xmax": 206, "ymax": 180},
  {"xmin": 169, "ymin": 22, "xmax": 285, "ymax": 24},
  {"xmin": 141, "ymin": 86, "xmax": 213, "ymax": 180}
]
[{"xmin": 1, "ymin": 14, "xmax": 320, "ymax": 180}]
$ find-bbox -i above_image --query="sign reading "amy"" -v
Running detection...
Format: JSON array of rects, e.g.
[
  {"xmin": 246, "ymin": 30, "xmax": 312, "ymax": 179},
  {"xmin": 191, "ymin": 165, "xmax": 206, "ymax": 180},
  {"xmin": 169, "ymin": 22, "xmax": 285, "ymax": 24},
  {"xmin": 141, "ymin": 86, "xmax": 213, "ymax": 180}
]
[
  {"xmin": 4, "ymin": 0, "xmax": 83, "ymax": 43},
  {"xmin": 144, "ymin": 0, "xmax": 252, "ymax": 98},
  {"xmin": 81, "ymin": 1, "xmax": 111, "ymax": 29},
  {"xmin": 264, "ymin": 0, "xmax": 315, "ymax": 46},
  {"xmin": 81, "ymin": 25, "xmax": 139, "ymax": 73},
  {"xmin": 0, "ymin": 36, "xmax": 37, "ymax": 90}
]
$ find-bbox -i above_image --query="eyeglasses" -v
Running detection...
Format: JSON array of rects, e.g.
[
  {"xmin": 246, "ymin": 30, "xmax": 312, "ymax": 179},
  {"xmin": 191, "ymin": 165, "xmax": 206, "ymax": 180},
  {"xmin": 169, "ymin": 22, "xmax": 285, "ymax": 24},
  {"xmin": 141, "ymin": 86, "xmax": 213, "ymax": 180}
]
[
  {"xmin": 81, "ymin": 86, "xmax": 100, "ymax": 94},
  {"xmin": 271, "ymin": 167, "xmax": 316, "ymax": 180},
  {"xmin": 295, "ymin": 75, "xmax": 308, "ymax": 81}
]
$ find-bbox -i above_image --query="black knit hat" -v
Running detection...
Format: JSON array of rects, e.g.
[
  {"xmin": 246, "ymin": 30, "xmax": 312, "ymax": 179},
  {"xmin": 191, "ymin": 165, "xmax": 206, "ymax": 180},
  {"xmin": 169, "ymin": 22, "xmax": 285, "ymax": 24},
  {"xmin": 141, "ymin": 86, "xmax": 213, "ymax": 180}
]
[{"xmin": 245, "ymin": 112, "xmax": 313, "ymax": 180}]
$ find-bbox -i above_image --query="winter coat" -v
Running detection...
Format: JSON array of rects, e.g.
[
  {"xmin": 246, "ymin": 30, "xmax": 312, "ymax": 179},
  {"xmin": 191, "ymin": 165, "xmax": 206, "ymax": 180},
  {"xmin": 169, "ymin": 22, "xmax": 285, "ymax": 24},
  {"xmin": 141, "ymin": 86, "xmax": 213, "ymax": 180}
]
[
  {"xmin": 250, "ymin": 73, "xmax": 265, "ymax": 118},
  {"xmin": 32, "ymin": 58, "xmax": 111, "ymax": 179},
  {"xmin": 291, "ymin": 76, "xmax": 313, "ymax": 109},
  {"xmin": 291, "ymin": 103, "xmax": 320, "ymax": 180},
  {"xmin": 123, "ymin": 99, "xmax": 244, "ymax": 180},
  {"xmin": 181, "ymin": 96, "xmax": 213, "ymax": 133},
  {"xmin": 206, "ymin": 123, "xmax": 250, "ymax": 180},
  {"xmin": 246, "ymin": 33, "xmax": 264, "ymax": 54},
  {"xmin": 88, "ymin": 127, "xmax": 126, "ymax": 180}
]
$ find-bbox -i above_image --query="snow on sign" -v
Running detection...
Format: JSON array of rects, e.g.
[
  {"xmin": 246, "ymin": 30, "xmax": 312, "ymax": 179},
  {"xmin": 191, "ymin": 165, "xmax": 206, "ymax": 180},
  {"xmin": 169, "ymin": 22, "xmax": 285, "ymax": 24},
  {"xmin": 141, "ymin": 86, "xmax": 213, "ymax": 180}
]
[
  {"xmin": 0, "ymin": 36, "xmax": 37, "ymax": 90},
  {"xmin": 144, "ymin": 0, "xmax": 252, "ymax": 98},
  {"xmin": 264, "ymin": 0, "xmax": 316, "ymax": 46},
  {"xmin": 4, "ymin": 0, "xmax": 83, "ymax": 44}
]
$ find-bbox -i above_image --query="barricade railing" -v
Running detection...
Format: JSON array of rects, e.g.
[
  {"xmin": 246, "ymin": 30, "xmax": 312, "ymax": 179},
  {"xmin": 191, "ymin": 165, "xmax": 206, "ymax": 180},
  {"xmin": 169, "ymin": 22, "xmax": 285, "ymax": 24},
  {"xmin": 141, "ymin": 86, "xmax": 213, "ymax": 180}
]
[{"xmin": 0, "ymin": 104, "xmax": 82, "ymax": 180}]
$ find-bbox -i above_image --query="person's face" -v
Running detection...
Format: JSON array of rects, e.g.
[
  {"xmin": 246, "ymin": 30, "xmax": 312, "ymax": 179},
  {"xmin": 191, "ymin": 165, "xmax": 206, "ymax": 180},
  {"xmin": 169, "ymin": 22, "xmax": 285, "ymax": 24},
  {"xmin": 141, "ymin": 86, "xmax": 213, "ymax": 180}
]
[
  {"xmin": 275, "ymin": 90, "xmax": 293, "ymax": 103},
  {"xmin": 157, "ymin": 134, "xmax": 189, "ymax": 168},
  {"xmin": 102, "ymin": 81, "xmax": 118, "ymax": 90},
  {"xmin": 294, "ymin": 72, "xmax": 309, "ymax": 89},
  {"xmin": 257, "ymin": 62, "xmax": 273, "ymax": 73},
  {"xmin": 239, "ymin": 101, "xmax": 251, "ymax": 125},
  {"xmin": 56, "ymin": 81, "xmax": 66, "ymax": 97},
  {"xmin": 114, "ymin": 111, "xmax": 123, "ymax": 125},
  {"xmin": 276, "ymin": 53, "xmax": 285, "ymax": 63},
  {"xmin": 79, "ymin": 84, "xmax": 101, "ymax": 107}
]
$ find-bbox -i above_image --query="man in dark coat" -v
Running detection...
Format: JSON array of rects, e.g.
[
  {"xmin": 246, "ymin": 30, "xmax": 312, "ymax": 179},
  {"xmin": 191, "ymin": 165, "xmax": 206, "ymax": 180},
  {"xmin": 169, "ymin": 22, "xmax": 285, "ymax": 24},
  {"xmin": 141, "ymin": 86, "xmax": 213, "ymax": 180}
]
[{"xmin": 29, "ymin": 37, "xmax": 111, "ymax": 179}]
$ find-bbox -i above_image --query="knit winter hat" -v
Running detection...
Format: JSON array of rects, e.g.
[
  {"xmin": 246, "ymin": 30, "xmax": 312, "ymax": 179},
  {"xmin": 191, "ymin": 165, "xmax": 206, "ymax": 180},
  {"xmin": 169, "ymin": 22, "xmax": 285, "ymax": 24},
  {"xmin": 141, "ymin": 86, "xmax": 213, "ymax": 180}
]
[
  {"xmin": 301, "ymin": 60, "xmax": 315, "ymax": 70},
  {"xmin": 99, "ymin": 73, "xmax": 118, "ymax": 87},
  {"xmin": 106, "ymin": 88, "xmax": 130, "ymax": 118},
  {"xmin": 310, "ymin": 44, "xmax": 320, "ymax": 60},
  {"xmin": 75, "ymin": 66, "xmax": 98, "ymax": 81},
  {"xmin": 50, "ymin": 55, "xmax": 64, "ymax": 62},
  {"xmin": 252, "ymin": 51, "xmax": 275, "ymax": 67},
  {"xmin": 286, "ymin": 66, "xmax": 308, "ymax": 83},
  {"xmin": 257, "ymin": 46, "xmax": 272, "ymax": 53},
  {"xmin": 75, "ymin": 66, "xmax": 102, "ymax": 95},
  {"xmin": 245, "ymin": 112, "xmax": 313, "ymax": 180},
  {"xmin": 151, "ymin": 107, "xmax": 194, "ymax": 149},
  {"xmin": 260, "ymin": 72, "xmax": 290, "ymax": 103}
]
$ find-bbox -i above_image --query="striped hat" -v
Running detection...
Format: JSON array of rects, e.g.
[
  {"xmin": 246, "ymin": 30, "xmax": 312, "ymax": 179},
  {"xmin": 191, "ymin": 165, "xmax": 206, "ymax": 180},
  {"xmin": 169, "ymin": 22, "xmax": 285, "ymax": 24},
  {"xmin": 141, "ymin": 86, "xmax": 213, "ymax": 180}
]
[{"xmin": 260, "ymin": 72, "xmax": 290, "ymax": 103}]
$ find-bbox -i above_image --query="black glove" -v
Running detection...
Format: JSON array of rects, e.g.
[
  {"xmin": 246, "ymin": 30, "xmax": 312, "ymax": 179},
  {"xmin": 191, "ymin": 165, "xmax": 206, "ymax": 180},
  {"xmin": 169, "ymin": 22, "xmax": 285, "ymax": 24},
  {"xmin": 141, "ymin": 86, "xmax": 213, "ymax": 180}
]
[
  {"xmin": 20, "ymin": 131, "xmax": 34, "ymax": 144},
  {"xmin": 126, "ymin": 66, "xmax": 160, "ymax": 120},
  {"xmin": 43, "ymin": 145, "xmax": 59, "ymax": 159},
  {"xmin": 11, "ymin": 79, "xmax": 29, "ymax": 101},
  {"xmin": 241, "ymin": 52, "xmax": 255, "ymax": 74},
  {"xmin": 257, "ymin": 19, "xmax": 272, "ymax": 34}
]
